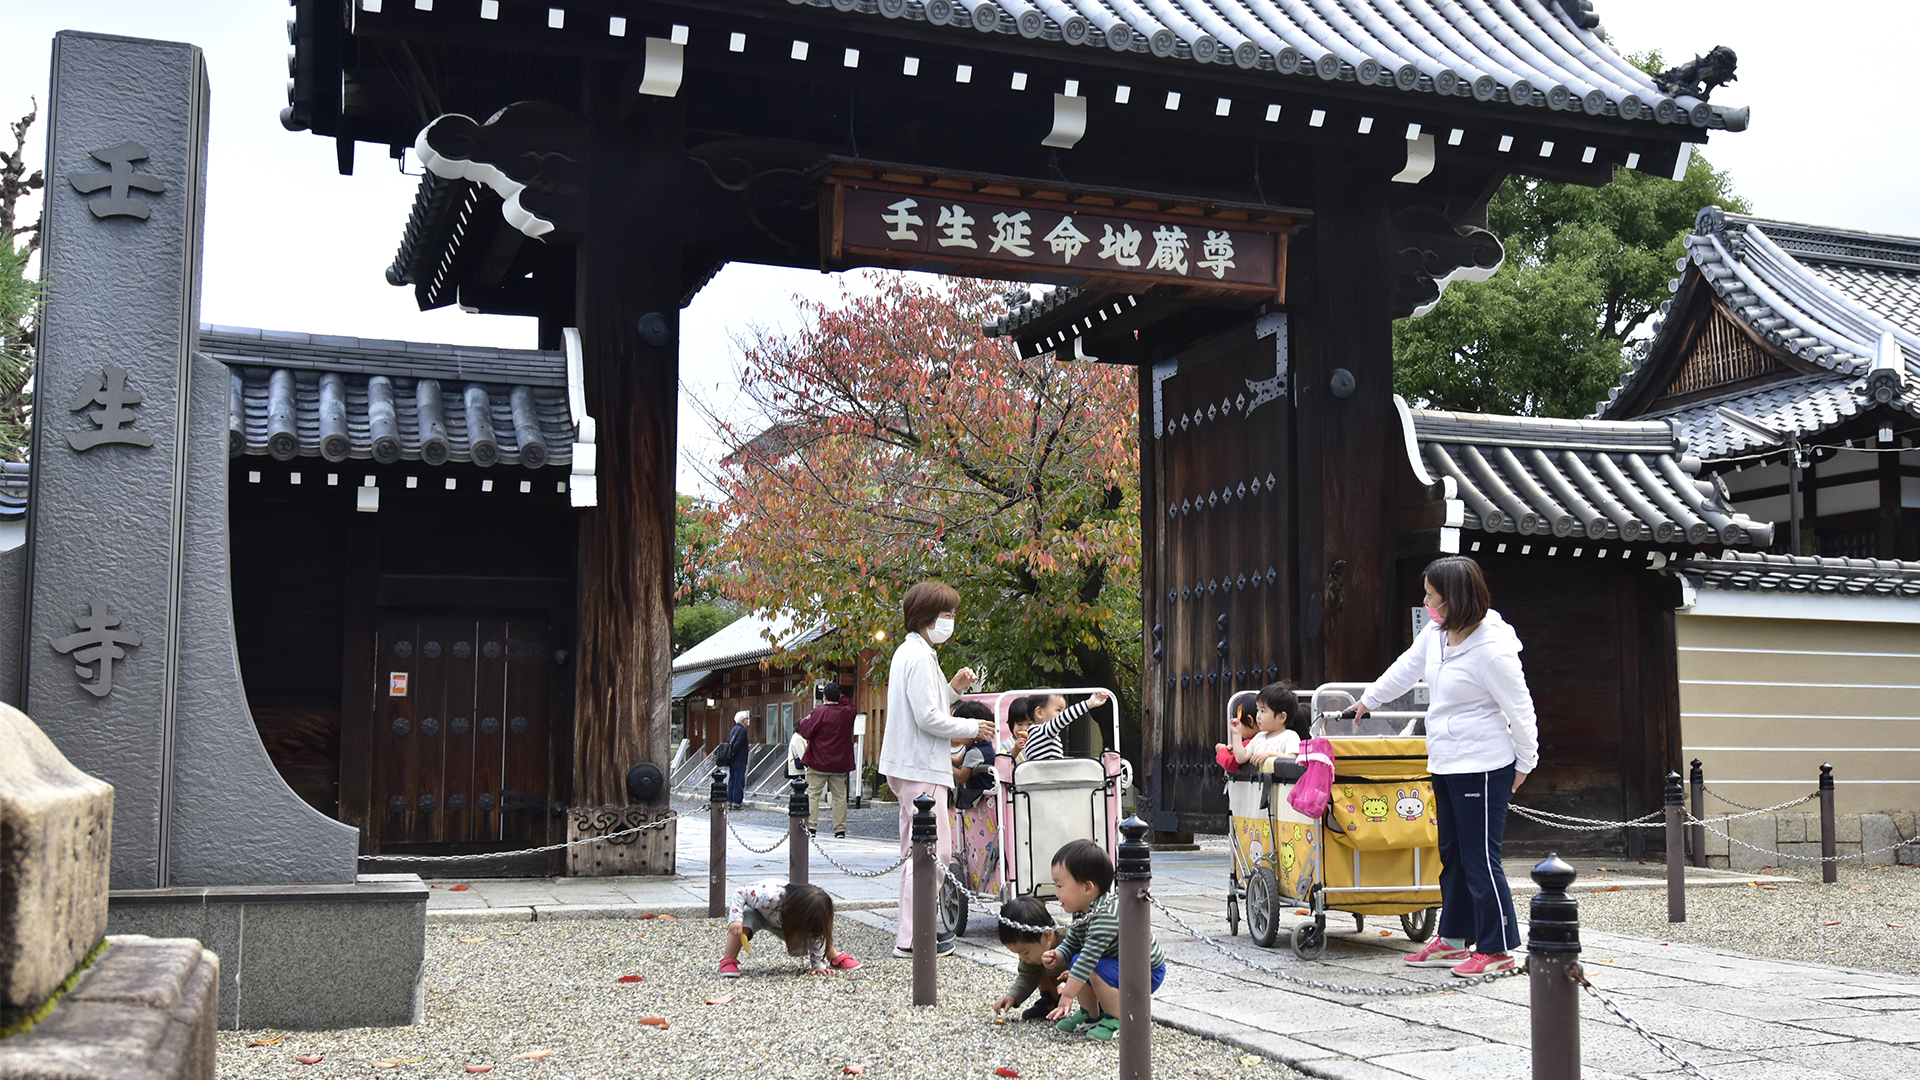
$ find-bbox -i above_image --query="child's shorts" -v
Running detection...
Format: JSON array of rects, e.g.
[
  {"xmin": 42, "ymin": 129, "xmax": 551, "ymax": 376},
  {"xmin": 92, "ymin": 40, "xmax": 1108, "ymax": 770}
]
[
  {"xmin": 741, "ymin": 909, "xmax": 785, "ymax": 941},
  {"xmin": 1073, "ymin": 953, "xmax": 1167, "ymax": 992}
]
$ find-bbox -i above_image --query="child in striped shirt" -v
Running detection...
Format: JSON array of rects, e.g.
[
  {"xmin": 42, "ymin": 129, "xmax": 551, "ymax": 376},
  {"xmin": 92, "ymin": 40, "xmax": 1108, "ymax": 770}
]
[
  {"xmin": 1015, "ymin": 690, "xmax": 1110, "ymax": 763},
  {"xmin": 1043, "ymin": 839, "xmax": 1166, "ymax": 1041}
]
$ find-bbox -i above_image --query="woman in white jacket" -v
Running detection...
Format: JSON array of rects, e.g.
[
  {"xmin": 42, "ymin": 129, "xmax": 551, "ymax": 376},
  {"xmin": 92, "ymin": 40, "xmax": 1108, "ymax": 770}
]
[
  {"xmin": 878, "ymin": 580, "xmax": 994, "ymax": 959},
  {"xmin": 1351, "ymin": 556, "xmax": 1538, "ymax": 977}
]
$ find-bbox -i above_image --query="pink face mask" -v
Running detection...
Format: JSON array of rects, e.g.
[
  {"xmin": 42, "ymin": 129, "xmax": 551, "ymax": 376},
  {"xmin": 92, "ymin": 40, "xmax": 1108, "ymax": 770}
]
[{"xmin": 1424, "ymin": 604, "xmax": 1445, "ymax": 628}]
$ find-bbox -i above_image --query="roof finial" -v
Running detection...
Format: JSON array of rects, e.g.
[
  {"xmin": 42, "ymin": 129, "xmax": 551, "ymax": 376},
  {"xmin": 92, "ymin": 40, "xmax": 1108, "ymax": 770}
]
[{"xmin": 1654, "ymin": 47, "xmax": 1739, "ymax": 101}]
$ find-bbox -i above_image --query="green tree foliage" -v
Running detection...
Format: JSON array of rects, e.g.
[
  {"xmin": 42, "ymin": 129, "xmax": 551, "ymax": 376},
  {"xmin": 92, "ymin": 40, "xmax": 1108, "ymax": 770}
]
[
  {"xmin": 1393, "ymin": 148, "xmax": 1749, "ymax": 418},
  {"xmin": 0, "ymin": 103, "xmax": 42, "ymax": 461},
  {"xmin": 672, "ymin": 492, "xmax": 736, "ymax": 656}
]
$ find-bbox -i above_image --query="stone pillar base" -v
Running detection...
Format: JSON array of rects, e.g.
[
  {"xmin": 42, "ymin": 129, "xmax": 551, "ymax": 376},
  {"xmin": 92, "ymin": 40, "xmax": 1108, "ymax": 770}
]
[
  {"xmin": 566, "ymin": 806, "xmax": 676, "ymax": 876},
  {"xmin": 0, "ymin": 936, "xmax": 216, "ymax": 1080}
]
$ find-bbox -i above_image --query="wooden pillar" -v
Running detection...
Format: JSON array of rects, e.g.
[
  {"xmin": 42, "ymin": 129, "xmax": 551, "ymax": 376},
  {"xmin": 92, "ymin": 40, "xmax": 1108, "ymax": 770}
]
[
  {"xmin": 571, "ymin": 73, "xmax": 681, "ymax": 810},
  {"xmin": 1292, "ymin": 159, "xmax": 1396, "ymax": 685},
  {"xmin": 1880, "ymin": 438, "xmax": 1902, "ymax": 559}
]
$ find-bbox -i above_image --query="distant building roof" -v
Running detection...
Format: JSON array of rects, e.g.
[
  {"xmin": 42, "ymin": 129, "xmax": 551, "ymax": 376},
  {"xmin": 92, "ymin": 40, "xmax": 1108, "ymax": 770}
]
[
  {"xmin": 1595, "ymin": 210, "xmax": 1920, "ymax": 456},
  {"xmin": 1402, "ymin": 401, "xmax": 1773, "ymax": 547},
  {"xmin": 206, "ymin": 326, "xmax": 575, "ymax": 469},
  {"xmin": 670, "ymin": 610, "xmax": 831, "ymax": 678},
  {"xmin": 0, "ymin": 461, "xmax": 26, "ymax": 521},
  {"xmin": 1678, "ymin": 551, "xmax": 1920, "ymax": 600}
]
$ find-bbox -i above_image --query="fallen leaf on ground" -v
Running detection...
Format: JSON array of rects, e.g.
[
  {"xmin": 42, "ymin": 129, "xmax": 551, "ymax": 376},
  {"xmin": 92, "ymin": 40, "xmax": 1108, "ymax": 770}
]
[
  {"xmin": 458, "ymin": 937, "xmax": 485, "ymax": 944},
  {"xmin": 1293, "ymin": 909, "xmax": 1309, "ymax": 916},
  {"xmin": 449, "ymin": 884, "xmax": 470, "ymax": 892},
  {"xmin": 296, "ymin": 1055, "xmax": 324, "ymax": 1065},
  {"xmin": 638, "ymin": 1017, "xmax": 669, "ymax": 1028},
  {"xmin": 1889, "ymin": 923, "xmax": 1909, "ymax": 929},
  {"xmin": 1589, "ymin": 886, "xmax": 1622, "ymax": 893},
  {"xmin": 464, "ymin": 1065, "xmax": 493, "ymax": 1074},
  {"xmin": 1378, "ymin": 930, "xmax": 1391, "ymax": 936},
  {"xmin": 518, "ymin": 1049, "xmax": 552, "ymax": 1060},
  {"xmin": 843, "ymin": 1067, "xmax": 866, "ymax": 1075},
  {"xmin": 995, "ymin": 1068, "xmax": 1020, "ymax": 1077},
  {"xmin": 373, "ymin": 1056, "xmax": 428, "ymax": 1069},
  {"xmin": 636, "ymin": 913, "xmax": 658, "ymax": 920},
  {"xmin": 497, "ymin": 931, "xmax": 522, "ymax": 937},
  {"xmin": 1240, "ymin": 1055, "xmax": 1264, "ymax": 1066},
  {"xmin": 702, "ymin": 996, "xmax": 733, "ymax": 1005},
  {"xmin": 617, "ymin": 975, "xmax": 644, "ymax": 984},
  {"xmin": 247, "ymin": 1036, "xmax": 283, "ymax": 1047},
  {"xmin": 1758, "ymin": 884, "xmax": 1779, "ymax": 890},
  {"xmin": 656, "ymin": 914, "xmax": 677, "ymax": 921},
  {"xmin": 1822, "ymin": 920, "xmax": 1842, "ymax": 927}
]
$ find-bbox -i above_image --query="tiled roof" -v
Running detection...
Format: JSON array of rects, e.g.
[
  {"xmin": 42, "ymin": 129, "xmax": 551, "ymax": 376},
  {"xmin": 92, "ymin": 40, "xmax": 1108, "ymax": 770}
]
[
  {"xmin": 670, "ymin": 611, "xmax": 831, "ymax": 674},
  {"xmin": 792, "ymin": 0, "xmax": 1744, "ymax": 130},
  {"xmin": 0, "ymin": 461, "xmax": 27, "ymax": 521},
  {"xmin": 1405, "ymin": 402, "xmax": 1773, "ymax": 546},
  {"xmin": 1596, "ymin": 211, "xmax": 1920, "ymax": 456},
  {"xmin": 1678, "ymin": 551, "xmax": 1920, "ymax": 600},
  {"xmin": 214, "ymin": 327, "xmax": 574, "ymax": 469}
]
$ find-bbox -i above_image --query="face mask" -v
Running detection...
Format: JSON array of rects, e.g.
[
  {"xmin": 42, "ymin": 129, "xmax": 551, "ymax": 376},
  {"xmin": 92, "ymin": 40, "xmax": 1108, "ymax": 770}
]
[
  {"xmin": 927, "ymin": 616, "xmax": 955, "ymax": 644},
  {"xmin": 1424, "ymin": 604, "xmax": 1445, "ymax": 629}
]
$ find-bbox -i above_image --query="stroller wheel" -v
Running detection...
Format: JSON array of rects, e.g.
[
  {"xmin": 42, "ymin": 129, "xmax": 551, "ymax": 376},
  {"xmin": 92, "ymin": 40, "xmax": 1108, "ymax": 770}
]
[
  {"xmin": 1400, "ymin": 907, "xmax": 1437, "ymax": 943},
  {"xmin": 1226, "ymin": 895, "xmax": 1240, "ymax": 937},
  {"xmin": 938, "ymin": 860, "xmax": 969, "ymax": 938},
  {"xmin": 1247, "ymin": 868, "xmax": 1282, "ymax": 948},
  {"xmin": 1291, "ymin": 920, "xmax": 1328, "ymax": 961}
]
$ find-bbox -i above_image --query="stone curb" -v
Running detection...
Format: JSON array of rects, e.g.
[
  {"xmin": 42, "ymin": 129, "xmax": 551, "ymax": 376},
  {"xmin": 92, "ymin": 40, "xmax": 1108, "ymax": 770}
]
[{"xmin": 427, "ymin": 897, "xmax": 900, "ymax": 923}]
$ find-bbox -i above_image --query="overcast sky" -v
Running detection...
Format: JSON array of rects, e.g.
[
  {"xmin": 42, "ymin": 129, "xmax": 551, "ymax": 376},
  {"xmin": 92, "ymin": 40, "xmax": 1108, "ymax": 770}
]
[{"xmin": 1, "ymin": 1, "xmax": 1914, "ymax": 492}]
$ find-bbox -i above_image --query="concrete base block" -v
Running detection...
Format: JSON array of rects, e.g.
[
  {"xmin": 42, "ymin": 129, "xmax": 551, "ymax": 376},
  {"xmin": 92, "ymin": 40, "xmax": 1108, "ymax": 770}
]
[
  {"xmin": 1727, "ymin": 813, "xmax": 1774, "ymax": 872},
  {"xmin": 1776, "ymin": 814, "xmax": 1807, "ymax": 843},
  {"xmin": 1862, "ymin": 815, "xmax": 1898, "ymax": 866},
  {"xmin": 1706, "ymin": 855, "xmax": 1729, "ymax": 869},
  {"xmin": 106, "ymin": 875, "xmax": 425, "ymax": 1031},
  {"xmin": 0, "ymin": 935, "xmax": 215, "ymax": 1080},
  {"xmin": 1704, "ymin": 822, "xmax": 1729, "ymax": 858},
  {"xmin": 1836, "ymin": 813, "xmax": 1862, "ymax": 844}
]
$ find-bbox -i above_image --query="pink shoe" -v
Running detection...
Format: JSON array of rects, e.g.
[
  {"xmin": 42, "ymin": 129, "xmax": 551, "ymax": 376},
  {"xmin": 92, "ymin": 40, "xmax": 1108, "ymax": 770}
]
[
  {"xmin": 1451, "ymin": 952, "xmax": 1515, "ymax": 977},
  {"xmin": 718, "ymin": 957, "xmax": 742, "ymax": 978},
  {"xmin": 827, "ymin": 953, "xmax": 862, "ymax": 971},
  {"xmin": 1403, "ymin": 939, "xmax": 1474, "ymax": 967}
]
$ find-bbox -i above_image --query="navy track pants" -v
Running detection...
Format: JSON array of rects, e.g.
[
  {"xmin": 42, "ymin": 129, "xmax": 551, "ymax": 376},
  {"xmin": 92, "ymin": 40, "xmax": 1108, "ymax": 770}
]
[{"xmin": 1433, "ymin": 762, "xmax": 1520, "ymax": 955}]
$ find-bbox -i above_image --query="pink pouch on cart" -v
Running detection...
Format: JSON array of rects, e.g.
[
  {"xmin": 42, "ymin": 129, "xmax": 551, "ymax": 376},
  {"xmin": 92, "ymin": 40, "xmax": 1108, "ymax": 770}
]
[{"xmin": 1287, "ymin": 738, "xmax": 1336, "ymax": 818}]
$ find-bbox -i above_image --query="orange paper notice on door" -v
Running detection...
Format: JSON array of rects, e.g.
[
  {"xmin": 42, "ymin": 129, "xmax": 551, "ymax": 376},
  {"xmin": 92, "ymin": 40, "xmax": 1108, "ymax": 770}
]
[{"xmin": 389, "ymin": 672, "xmax": 409, "ymax": 696}]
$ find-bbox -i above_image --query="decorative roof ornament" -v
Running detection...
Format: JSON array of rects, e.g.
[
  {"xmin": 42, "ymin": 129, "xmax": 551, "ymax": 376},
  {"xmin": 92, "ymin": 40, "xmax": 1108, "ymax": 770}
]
[{"xmin": 1653, "ymin": 47, "xmax": 1739, "ymax": 102}]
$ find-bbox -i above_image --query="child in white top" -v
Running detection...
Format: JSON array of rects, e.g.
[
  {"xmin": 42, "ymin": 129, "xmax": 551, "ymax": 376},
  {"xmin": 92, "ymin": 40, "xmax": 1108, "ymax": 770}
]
[
  {"xmin": 717, "ymin": 880, "xmax": 861, "ymax": 977},
  {"xmin": 1221, "ymin": 682, "xmax": 1306, "ymax": 768}
]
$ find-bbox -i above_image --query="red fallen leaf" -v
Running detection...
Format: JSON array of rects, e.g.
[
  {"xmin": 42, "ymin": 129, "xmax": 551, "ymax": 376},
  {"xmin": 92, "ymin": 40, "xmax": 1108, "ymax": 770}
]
[
  {"xmin": 1889, "ymin": 923, "xmax": 1909, "ymax": 929},
  {"xmin": 1293, "ymin": 909, "xmax": 1309, "ymax": 916},
  {"xmin": 636, "ymin": 913, "xmax": 659, "ymax": 920},
  {"xmin": 449, "ymin": 884, "xmax": 470, "ymax": 892},
  {"xmin": 297, "ymin": 1055, "xmax": 324, "ymax": 1065},
  {"xmin": 1590, "ymin": 886, "xmax": 1623, "ymax": 893},
  {"xmin": 702, "ymin": 996, "xmax": 734, "ymax": 1005},
  {"xmin": 843, "ymin": 1068, "xmax": 866, "ymax": 1075},
  {"xmin": 465, "ymin": 1066, "xmax": 493, "ymax": 1074},
  {"xmin": 1822, "ymin": 920, "xmax": 1842, "ymax": 927},
  {"xmin": 638, "ymin": 1017, "xmax": 669, "ymax": 1028},
  {"xmin": 996, "ymin": 1069, "xmax": 1021, "ymax": 1078},
  {"xmin": 617, "ymin": 975, "xmax": 644, "ymax": 983}
]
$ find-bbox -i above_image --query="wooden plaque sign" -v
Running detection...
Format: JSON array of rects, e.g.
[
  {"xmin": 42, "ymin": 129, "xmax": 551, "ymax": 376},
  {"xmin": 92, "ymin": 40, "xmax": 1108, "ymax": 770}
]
[{"xmin": 824, "ymin": 162, "xmax": 1299, "ymax": 302}]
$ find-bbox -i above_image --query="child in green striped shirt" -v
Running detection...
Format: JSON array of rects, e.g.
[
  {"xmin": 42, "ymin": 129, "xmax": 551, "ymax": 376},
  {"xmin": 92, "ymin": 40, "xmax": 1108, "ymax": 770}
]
[{"xmin": 1042, "ymin": 839, "xmax": 1166, "ymax": 1041}]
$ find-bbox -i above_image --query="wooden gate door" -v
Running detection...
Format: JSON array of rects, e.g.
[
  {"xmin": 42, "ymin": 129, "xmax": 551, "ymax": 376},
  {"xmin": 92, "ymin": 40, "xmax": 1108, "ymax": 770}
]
[
  {"xmin": 1148, "ymin": 315, "xmax": 1294, "ymax": 834},
  {"xmin": 370, "ymin": 611, "xmax": 552, "ymax": 850}
]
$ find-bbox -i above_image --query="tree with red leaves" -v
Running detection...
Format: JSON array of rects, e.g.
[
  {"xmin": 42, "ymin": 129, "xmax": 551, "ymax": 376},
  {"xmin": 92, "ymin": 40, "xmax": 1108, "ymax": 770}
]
[{"xmin": 702, "ymin": 273, "xmax": 1140, "ymax": 750}]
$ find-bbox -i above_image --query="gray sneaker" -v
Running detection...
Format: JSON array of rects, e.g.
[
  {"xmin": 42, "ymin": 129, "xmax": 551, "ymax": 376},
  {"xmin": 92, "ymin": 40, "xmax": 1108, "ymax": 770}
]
[{"xmin": 891, "ymin": 940, "xmax": 956, "ymax": 959}]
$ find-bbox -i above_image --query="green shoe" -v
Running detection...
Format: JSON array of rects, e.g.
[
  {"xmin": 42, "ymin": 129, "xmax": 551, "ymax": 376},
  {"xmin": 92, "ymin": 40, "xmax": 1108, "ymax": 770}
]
[
  {"xmin": 1055, "ymin": 1008, "xmax": 1097, "ymax": 1034},
  {"xmin": 1086, "ymin": 1016, "xmax": 1121, "ymax": 1042}
]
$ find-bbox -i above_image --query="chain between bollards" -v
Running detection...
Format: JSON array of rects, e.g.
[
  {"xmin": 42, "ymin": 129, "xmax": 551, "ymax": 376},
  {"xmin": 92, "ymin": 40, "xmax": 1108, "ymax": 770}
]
[
  {"xmin": 707, "ymin": 767, "xmax": 728, "ymax": 919},
  {"xmin": 1819, "ymin": 763, "xmax": 1838, "ymax": 885},
  {"xmin": 1688, "ymin": 759, "xmax": 1706, "ymax": 869},
  {"xmin": 789, "ymin": 772, "xmax": 811, "ymax": 887},
  {"xmin": 1665, "ymin": 771, "xmax": 1685, "ymax": 924},
  {"xmin": 910, "ymin": 792, "xmax": 938, "ymax": 1006},
  {"xmin": 1115, "ymin": 815, "xmax": 1152, "ymax": 1080},
  {"xmin": 1528, "ymin": 853, "xmax": 1582, "ymax": 1080}
]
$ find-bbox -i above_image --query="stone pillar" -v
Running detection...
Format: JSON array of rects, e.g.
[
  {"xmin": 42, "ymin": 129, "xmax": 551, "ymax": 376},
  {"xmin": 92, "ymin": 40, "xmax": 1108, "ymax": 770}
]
[{"xmin": 26, "ymin": 31, "xmax": 356, "ymax": 888}]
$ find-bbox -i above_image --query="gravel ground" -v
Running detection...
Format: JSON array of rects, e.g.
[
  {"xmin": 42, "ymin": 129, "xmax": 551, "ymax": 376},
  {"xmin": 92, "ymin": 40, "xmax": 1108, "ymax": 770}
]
[
  {"xmin": 218, "ymin": 916, "xmax": 1303, "ymax": 1080},
  {"xmin": 1575, "ymin": 862, "xmax": 1920, "ymax": 975}
]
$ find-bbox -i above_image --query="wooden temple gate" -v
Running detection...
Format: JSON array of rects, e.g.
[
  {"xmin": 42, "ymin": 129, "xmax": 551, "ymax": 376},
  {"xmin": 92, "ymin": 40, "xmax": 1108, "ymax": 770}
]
[{"xmin": 286, "ymin": 0, "xmax": 1745, "ymax": 854}]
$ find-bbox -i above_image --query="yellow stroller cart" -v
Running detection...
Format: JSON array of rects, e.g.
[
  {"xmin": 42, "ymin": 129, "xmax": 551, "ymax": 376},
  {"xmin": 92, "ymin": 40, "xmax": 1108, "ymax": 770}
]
[{"xmin": 1223, "ymin": 684, "xmax": 1441, "ymax": 959}]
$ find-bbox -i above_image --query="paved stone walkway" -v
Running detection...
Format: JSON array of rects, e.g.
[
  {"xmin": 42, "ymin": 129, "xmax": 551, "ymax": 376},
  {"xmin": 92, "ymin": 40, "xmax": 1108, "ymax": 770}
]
[{"xmin": 422, "ymin": 814, "xmax": 1914, "ymax": 1079}]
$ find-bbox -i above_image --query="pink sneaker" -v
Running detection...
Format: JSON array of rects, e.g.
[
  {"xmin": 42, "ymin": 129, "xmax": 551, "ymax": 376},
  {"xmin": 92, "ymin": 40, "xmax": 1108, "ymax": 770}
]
[
  {"xmin": 718, "ymin": 957, "xmax": 742, "ymax": 978},
  {"xmin": 826, "ymin": 953, "xmax": 862, "ymax": 971},
  {"xmin": 1403, "ymin": 939, "xmax": 1474, "ymax": 967},
  {"xmin": 1451, "ymin": 952, "xmax": 1515, "ymax": 977}
]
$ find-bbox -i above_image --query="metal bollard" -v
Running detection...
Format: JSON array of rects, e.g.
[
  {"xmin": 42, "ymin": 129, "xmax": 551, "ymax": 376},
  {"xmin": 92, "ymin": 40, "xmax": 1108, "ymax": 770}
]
[
  {"xmin": 1664, "ymin": 772, "xmax": 1685, "ymax": 924},
  {"xmin": 708, "ymin": 767, "xmax": 728, "ymax": 918},
  {"xmin": 789, "ymin": 773, "xmax": 811, "ymax": 886},
  {"xmin": 1528, "ymin": 854, "xmax": 1583, "ymax": 1080},
  {"xmin": 1688, "ymin": 759, "xmax": 1706, "ymax": 869},
  {"xmin": 1116, "ymin": 816, "xmax": 1153, "ymax": 1080},
  {"xmin": 911, "ymin": 792, "xmax": 938, "ymax": 1006},
  {"xmin": 1819, "ymin": 763, "xmax": 1837, "ymax": 885}
]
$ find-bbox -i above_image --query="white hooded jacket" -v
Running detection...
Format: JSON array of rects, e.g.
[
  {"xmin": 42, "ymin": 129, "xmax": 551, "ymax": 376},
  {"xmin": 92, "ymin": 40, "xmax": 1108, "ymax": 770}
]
[{"xmin": 1359, "ymin": 609, "xmax": 1540, "ymax": 776}]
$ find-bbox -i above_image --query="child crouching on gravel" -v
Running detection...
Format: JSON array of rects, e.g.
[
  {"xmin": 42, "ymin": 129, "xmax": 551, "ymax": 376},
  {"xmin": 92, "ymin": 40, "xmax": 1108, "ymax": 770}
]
[
  {"xmin": 1044, "ymin": 840, "xmax": 1166, "ymax": 1041},
  {"xmin": 991, "ymin": 897, "xmax": 1071, "ymax": 1021},
  {"xmin": 718, "ymin": 880, "xmax": 862, "ymax": 977}
]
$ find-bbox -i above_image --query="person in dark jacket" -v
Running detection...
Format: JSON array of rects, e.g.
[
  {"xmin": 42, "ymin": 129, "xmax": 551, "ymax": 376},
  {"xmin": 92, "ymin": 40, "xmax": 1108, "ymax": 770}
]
[
  {"xmin": 725, "ymin": 710, "xmax": 751, "ymax": 810},
  {"xmin": 798, "ymin": 684, "xmax": 858, "ymax": 837}
]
